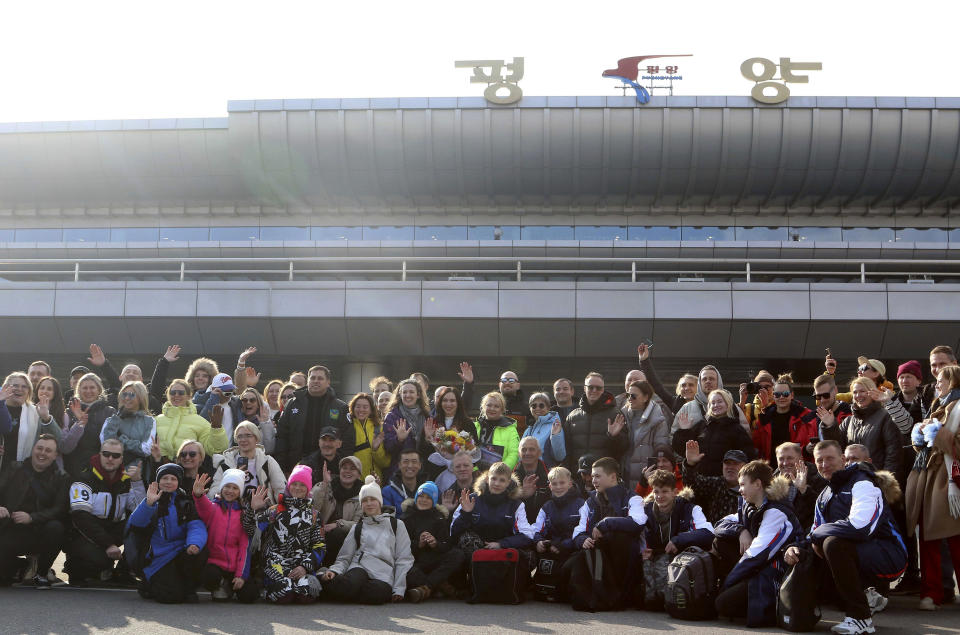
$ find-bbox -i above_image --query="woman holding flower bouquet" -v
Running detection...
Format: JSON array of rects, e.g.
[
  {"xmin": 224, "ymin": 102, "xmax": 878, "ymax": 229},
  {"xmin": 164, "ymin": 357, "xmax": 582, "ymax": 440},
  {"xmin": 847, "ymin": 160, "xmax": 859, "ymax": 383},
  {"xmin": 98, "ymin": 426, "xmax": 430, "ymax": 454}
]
[{"xmin": 420, "ymin": 387, "xmax": 482, "ymax": 485}]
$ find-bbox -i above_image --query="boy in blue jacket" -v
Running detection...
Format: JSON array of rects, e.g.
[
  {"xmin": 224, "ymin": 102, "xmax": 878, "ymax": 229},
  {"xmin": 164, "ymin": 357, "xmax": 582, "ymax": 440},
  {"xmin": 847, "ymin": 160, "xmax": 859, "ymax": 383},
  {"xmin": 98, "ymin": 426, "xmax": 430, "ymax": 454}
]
[
  {"xmin": 567, "ymin": 457, "xmax": 647, "ymax": 609},
  {"xmin": 529, "ymin": 466, "xmax": 585, "ymax": 600},
  {"xmin": 127, "ymin": 463, "xmax": 208, "ymax": 604},
  {"xmin": 641, "ymin": 469, "xmax": 715, "ymax": 609}
]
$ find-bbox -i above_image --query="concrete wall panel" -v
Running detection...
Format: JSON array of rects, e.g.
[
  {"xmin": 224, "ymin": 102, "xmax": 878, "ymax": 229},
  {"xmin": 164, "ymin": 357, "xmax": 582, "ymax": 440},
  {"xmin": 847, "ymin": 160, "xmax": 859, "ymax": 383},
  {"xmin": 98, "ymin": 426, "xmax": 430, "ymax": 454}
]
[
  {"xmin": 421, "ymin": 318, "xmax": 500, "ymax": 356},
  {"xmin": 272, "ymin": 318, "xmax": 349, "ymax": 356},
  {"xmin": 499, "ymin": 319, "xmax": 575, "ymax": 357},
  {"xmin": 346, "ymin": 318, "xmax": 422, "ymax": 355}
]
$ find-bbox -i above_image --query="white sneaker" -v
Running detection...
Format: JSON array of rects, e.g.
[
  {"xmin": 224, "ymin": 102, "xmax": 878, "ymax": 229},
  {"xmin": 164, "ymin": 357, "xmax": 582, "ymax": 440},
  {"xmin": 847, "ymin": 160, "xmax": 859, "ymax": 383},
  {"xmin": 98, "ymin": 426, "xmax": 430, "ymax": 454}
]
[
  {"xmin": 917, "ymin": 596, "xmax": 938, "ymax": 611},
  {"xmin": 865, "ymin": 587, "xmax": 888, "ymax": 614},
  {"xmin": 212, "ymin": 581, "xmax": 230, "ymax": 600},
  {"xmin": 831, "ymin": 616, "xmax": 876, "ymax": 634}
]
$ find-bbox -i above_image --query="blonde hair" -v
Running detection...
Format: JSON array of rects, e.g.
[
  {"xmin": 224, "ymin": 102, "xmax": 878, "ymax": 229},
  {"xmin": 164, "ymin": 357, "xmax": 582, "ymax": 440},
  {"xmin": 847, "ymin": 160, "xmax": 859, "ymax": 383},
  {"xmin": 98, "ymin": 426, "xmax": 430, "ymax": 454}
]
[
  {"xmin": 119, "ymin": 380, "xmax": 150, "ymax": 413},
  {"xmin": 480, "ymin": 391, "xmax": 507, "ymax": 413},
  {"xmin": 675, "ymin": 374, "xmax": 697, "ymax": 396},
  {"xmin": 849, "ymin": 377, "xmax": 877, "ymax": 393},
  {"xmin": 706, "ymin": 389, "xmax": 734, "ymax": 415},
  {"xmin": 233, "ymin": 420, "xmax": 261, "ymax": 443},
  {"xmin": 3, "ymin": 372, "xmax": 32, "ymax": 403},
  {"xmin": 547, "ymin": 466, "xmax": 572, "ymax": 481},
  {"xmin": 76, "ymin": 373, "xmax": 105, "ymax": 401},
  {"xmin": 177, "ymin": 439, "xmax": 205, "ymax": 461},
  {"xmin": 937, "ymin": 365, "xmax": 960, "ymax": 391},
  {"xmin": 166, "ymin": 378, "xmax": 193, "ymax": 402}
]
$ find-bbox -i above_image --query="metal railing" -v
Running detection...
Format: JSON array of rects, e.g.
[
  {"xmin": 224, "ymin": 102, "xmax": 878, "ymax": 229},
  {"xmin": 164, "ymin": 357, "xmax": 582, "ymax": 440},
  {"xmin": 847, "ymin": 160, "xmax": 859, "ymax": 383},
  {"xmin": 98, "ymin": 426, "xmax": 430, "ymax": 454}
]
[{"xmin": 0, "ymin": 256, "xmax": 955, "ymax": 283}]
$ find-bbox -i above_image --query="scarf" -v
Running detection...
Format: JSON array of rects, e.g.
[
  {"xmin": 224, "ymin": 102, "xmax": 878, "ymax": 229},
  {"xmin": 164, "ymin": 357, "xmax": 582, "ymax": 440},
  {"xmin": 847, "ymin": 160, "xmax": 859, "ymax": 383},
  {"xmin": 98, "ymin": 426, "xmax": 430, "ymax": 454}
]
[
  {"xmin": 331, "ymin": 477, "xmax": 361, "ymax": 503},
  {"xmin": 478, "ymin": 415, "xmax": 502, "ymax": 445},
  {"xmin": 399, "ymin": 403, "xmax": 425, "ymax": 434},
  {"xmin": 851, "ymin": 400, "xmax": 881, "ymax": 420},
  {"xmin": 90, "ymin": 453, "xmax": 123, "ymax": 486},
  {"xmin": 652, "ymin": 503, "xmax": 673, "ymax": 547}
]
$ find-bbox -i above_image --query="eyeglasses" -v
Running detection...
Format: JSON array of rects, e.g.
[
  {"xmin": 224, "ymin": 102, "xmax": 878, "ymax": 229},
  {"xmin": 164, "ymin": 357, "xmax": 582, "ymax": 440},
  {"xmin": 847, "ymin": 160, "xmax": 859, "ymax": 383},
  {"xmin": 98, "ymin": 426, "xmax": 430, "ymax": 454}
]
[
  {"xmin": 584, "ymin": 385, "xmax": 603, "ymax": 392},
  {"xmin": 100, "ymin": 450, "xmax": 122, "ymax": 459},
  {"xmin": 857, "ymin": 365, "xmax": 873, "ymax": 373},
  {"xmin": 499, "ymin": 377, "xmax": 518, "ymax": 384},
  {"xmin": 235, "ymin": 433, "xmax": 256, "ymax": 440},
  {"xmin": 814, "ymin": 392, "xmax": 833, "ymax": 400},
  {"xmin": 179, "ymin": 451, "xmax": 199, "ymax": 458},
  {"xmin": 240, "ymin": 397, "xmax": 258, "ymax": 404},
  {"xmin": 772, "ymin": 391, "xmax": 791, "ymax": 399},
  {"xmin": 120, "ymin": 391, "xmax": 137, "ymax": 399},
  {"xmin": 530, "ymin": 402, "xmax": 549, "ymax": 410},
  {"xmin": 169, "ymin": 389, "xmax": 187, "ymax": 396}
]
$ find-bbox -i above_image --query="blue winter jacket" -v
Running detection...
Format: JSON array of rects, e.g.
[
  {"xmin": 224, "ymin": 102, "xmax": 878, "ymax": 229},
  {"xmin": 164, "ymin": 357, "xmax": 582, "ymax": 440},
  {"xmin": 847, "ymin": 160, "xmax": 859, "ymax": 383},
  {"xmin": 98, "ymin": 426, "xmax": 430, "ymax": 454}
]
[
  {"xmin": 450, "ymin": 477, "xmax": 534, "ymax": 549},
  {"xmin": 807, "ymin": 462, "xmax": 907, "ymax": 579},
  {"xmin": 128, "ymin": 491, "xmax": 208, "ymax": 580},
  {"xmin": 572, "ymin": 483, "xmax": 646, "ymax": 549},
  {"xmin": 521, "ymin": 412, "xmax": 567, "ymax": 467},
  {"xmin": 531, "ymin": 488, "xmax": 586, "ymax": 553}
]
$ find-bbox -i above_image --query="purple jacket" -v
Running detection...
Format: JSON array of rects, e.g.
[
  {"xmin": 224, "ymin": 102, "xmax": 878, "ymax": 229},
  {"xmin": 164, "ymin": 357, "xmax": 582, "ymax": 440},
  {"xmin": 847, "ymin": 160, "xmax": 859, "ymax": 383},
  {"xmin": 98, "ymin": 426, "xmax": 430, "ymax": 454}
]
[{"xmin": 383, "ymin": 407, "xmax": 419, "ymax": 480}]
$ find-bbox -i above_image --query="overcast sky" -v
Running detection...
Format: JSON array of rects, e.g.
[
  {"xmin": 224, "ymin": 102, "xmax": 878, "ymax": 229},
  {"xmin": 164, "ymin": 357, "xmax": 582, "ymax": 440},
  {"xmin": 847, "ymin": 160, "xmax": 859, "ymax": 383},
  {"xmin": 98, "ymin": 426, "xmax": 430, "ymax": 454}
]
[{"xmin": 2, "ymin": 0, "xmax": 956, "ymax": 122}]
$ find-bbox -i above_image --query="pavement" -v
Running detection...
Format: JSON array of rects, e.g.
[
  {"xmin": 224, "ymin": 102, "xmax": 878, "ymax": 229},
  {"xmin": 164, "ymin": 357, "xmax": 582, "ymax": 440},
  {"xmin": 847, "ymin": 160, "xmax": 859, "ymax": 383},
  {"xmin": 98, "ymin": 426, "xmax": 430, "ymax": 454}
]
[{"xmin": 4, "ymin": 580, "xmax": 960, "ymax": 635}]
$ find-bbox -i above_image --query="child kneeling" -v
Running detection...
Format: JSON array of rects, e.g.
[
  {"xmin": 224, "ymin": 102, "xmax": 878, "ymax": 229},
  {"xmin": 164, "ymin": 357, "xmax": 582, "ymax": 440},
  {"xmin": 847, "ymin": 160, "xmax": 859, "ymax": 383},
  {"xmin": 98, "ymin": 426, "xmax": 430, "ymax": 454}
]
[
  {"xmin": 641, "ymin": 469, "xmax": 715, "ymax": 610},
  {"xmin": 322, "ymin": 475, "xmax": 414, "ymax": 604},
  {"xmin": 258, "ymin": 465, "xmax": 325, "ymax": 604}
]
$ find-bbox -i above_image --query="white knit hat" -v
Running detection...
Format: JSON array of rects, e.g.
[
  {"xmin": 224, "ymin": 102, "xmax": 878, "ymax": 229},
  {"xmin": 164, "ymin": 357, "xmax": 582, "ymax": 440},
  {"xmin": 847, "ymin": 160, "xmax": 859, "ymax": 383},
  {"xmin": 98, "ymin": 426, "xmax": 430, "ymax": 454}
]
[
  {"xmin": 358, "ymin": 474, "xmax": 382, "ymax": 505},
  {"xmin": 220, "ymin": 468, "xmax": 246, "ymax": 494}
]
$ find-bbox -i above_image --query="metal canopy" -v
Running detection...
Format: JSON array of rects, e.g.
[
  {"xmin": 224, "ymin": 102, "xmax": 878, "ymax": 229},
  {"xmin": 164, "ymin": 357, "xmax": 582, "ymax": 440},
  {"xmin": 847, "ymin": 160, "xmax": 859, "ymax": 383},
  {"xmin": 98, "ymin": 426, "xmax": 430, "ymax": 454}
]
[{"xmin": 1, "ymin": 95, "xmax": 959, "ymax": 215}]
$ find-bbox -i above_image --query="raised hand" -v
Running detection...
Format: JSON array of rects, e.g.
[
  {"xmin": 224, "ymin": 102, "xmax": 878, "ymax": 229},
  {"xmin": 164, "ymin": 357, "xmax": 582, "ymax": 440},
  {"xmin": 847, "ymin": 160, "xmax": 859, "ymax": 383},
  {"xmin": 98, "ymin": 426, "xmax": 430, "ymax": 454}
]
[
  {"xmin": 210, "ymin": 404, "xmax": 224, "ymax": 428},
  {"xmin": 146, "ymin": 481, "xmax": 161, "ymax": 505},
  {"xmin": 521, "ymin": 473, "xmax": 539, "ymax": 498},
  {"xmin": 423, "ymin": 417, "xmax": 437, "ymax": 441},
  {"xmin": 0, "ymin": 383, "xmax": 14, "ymax": 402},
  {"xmin": 794, "ymin": 460, "xmax": 809, "ymax": 494},
  {"xmin": 824, "ymin": 354, "xmax": 837, "ymax": 374},
  {"xmin": 69, "ymin": 398, "xmax": 88, "ymax": 426},
  {"xmin": 459, "ymin": 488, "xmax": 475, "ymax": 513},
  {"xmin": 395, "ymin": 418, "xmax": 410, "ymax": 442},
  {"xmin": 441, "ymin": 489, "xmax": 456, "ymax": 512},
  {"xmin": 125, "ymin": 461, "xmax": 142, "ymax": 482},
  {"xmin": 637, "ymin": 343, "xmax": 650, "ymax": 361},
  {"xmin": 250, "ymin": 485, "xmax": 269, "ymax": 511},
  {"xmin": 816, "ymin": 406, "xmax": 835, "ymax": 428},
  {"xmin": 88, "ymin": 343, "xmax": 106, "ymax": 367},
  {"xmin": 150, "ymin": 435, "xmax": 162, "ymax": 462},
  {"xmin": 246, "ymin": 369, "xmax": 262, "ymax": 388},
  {"xmin": 322, "ymin": 463, "xmax": 332, "ymax": 484},
  {"xmin": 193, "ymin": 472, "xmax": 210, "ymax": 498},
  {"xmin": 685, "ymin": 440, "xmax": 705, "ymax": 465},
  {"xmin": 676, "ymin": 410, "xmax": 692, "ymax": 430},
  {"xmin": 37, "ymin": 394, "xmax": 50, "ymax": 421},
  {"xmin": 457, "ymin": 361, "xmax": 474, "ymax": 384},
  {"xmin": 238, "ymin": 346, "xmax": 257, "ymax": 365},
  {"xmin": 608, "ymin": 413, "xmax": 626, "ymax": 437},
  {"xmin": 550, "ymin": 412, "xmax": 563, "ymax": 436},
  {"xmin": 371, "ymin": 429, "xmax": 385, "ymax": 451},
  {"xmin": 163, "ymin": 345, "xmax": 181, "ymax": 363}
]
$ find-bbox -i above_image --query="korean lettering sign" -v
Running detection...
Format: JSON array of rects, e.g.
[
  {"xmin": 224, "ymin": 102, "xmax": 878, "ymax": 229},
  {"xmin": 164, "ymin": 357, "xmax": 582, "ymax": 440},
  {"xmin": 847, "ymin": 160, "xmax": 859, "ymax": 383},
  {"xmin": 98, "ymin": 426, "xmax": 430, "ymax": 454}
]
[
  {"xmin": 741, "ymin": 57, "xmax": 822, "ymax": 104},
  {"xmin": 454, "ymin": 57, "xmax": 524, "ymax": 105}
]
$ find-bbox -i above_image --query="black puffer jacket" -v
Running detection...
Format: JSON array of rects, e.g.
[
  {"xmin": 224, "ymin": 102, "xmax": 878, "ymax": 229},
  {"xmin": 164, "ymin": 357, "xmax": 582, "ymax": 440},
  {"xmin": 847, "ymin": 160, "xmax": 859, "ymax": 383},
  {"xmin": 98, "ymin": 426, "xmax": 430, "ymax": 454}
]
[
  {"xmin": 565, "ymin": 391, "xmax": 628, "ymax": 469},
  {"xmin": 672, "ymin": 414, "xmax": 757, "ymax": 477},
  {"xmin": 63, "ymin": 399, "xmax": 116, "ymax": 478},
  {"xmin": 821, "ymin": 400, "xmax": 901, "ymax": 473},
  {"xmin": 400, "ymin": 499, "xmax": 453, "ymax": 557}
]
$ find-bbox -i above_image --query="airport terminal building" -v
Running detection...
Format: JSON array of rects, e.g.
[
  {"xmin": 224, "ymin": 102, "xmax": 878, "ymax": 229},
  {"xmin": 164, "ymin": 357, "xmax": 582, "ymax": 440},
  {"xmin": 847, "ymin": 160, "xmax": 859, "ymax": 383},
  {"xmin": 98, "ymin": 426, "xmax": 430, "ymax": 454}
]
[{"xmin": 1, "ymin": 94, "xmax": 959, "ymax": 394}]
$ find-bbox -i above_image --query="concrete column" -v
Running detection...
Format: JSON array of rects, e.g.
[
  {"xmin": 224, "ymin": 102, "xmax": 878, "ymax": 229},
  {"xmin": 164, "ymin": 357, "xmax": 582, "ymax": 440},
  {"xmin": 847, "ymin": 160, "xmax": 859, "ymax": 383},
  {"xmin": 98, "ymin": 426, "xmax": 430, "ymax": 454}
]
[{"xmin": 341, "ymin": 362, "xmax": 389, "ymax": 398}]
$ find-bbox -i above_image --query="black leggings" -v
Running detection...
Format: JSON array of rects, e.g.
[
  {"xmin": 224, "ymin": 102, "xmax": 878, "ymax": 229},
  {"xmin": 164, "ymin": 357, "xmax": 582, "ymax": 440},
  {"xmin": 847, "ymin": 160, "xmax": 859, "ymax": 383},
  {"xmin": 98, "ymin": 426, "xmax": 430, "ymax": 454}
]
[
  {"xmin": 201, "ymin": 563, "xmax": 259, "ymax": 603},
  {"xmin": 146, "ymin": 550, "xmax": 206, "ymax": 604},
  {"xmin": 324, "ymin": 568, "xmax": 393, "ymax": 605},
  {"xmin": 406, "ymin": 548, "xmax": 466, "ymax": 590}
]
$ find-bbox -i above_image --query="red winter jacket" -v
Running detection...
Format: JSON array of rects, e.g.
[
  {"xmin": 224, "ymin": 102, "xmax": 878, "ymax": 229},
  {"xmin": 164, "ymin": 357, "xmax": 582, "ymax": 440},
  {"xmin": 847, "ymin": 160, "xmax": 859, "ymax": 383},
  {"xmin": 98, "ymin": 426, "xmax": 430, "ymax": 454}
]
[{"xmin": 752, "ymin": 400, "xmax": 818, "ymax": 462}]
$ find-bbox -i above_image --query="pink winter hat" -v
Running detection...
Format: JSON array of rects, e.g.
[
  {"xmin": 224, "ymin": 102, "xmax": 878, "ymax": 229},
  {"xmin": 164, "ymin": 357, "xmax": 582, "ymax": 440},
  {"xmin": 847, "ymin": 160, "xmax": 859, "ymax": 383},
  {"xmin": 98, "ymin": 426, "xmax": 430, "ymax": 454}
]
[{"xmin": 288, "ymin": 465, "xmax": 313, "ymax": 493}]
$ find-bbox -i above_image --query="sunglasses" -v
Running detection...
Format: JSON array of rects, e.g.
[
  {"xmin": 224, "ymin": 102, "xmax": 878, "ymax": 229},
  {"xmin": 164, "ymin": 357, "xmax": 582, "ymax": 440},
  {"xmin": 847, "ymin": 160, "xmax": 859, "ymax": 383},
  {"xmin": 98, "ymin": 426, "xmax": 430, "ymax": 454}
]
[
  {"xmin": 814, "ymin": 391, "xmax": 833, "ymax": 400},
  {"xmin": 179, "ymin": 451, "xmax": 199, "ymax": 458},
  {"xmin": 120, "ymin": 391, "xmax": 137, "ymax": 399},
  {"xmin": 169, "ymin": 389, "xmax": 187, "ymax": 396},
  {"xmin": 857, "ymin": 365, "xmax": 873, "ymax": 373},
  {"xmin": 530, "ymin": 402, "xmax": 549, "ymax": 410},
  {"xmin": 499, "ymin": 377, "xmax": 518, "ymax": 384},
  {"xmin": 100, "ymin": 450, "xmax": 122, "ymax": 459},
  {"xmin": 235, "ymin": 433, "xmax": 256, "ymax": 440},
  {"xmin": 240, "ymin": 397, "xmax": 258, "ymax": 404},
  {"xmin": 772, "ymin": 391, "xmax": 791, "ymax": 399},
  {"xmin": 626, "ymin": 393, "xmax": 641, "ymax": 400},
  {"xmin": 585, "ymin": 385, "xmax": 603, "ymax": 392}
]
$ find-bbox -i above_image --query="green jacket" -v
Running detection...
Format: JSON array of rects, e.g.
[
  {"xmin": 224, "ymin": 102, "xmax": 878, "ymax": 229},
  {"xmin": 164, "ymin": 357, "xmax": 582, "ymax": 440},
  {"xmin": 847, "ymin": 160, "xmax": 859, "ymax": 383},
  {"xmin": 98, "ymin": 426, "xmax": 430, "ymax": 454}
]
[
  {"xmin": 155, "ymin": 401, "xmax": 228, "ymax": 459},
  {"xmin": 474, "ymin": 416, "xmax": 520, "ymax": 469}
]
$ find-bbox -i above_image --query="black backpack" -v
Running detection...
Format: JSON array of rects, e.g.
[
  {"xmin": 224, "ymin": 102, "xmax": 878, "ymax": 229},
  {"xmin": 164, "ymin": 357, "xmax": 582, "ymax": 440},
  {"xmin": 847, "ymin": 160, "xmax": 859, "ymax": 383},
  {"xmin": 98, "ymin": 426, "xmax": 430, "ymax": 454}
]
[
  {"xmin": 468, "ymin": 548, "xmax": 526, "ymax": 604},
  {"xmin": 777, "ymin": 548, "xmax": 821, "ymax": 632},
  {"xmin": 569, "ymin": 549, "xmax": 620, "ymax": 612},
  {"xmin": 664, "ymin": 546, "xmax": 717, "ymax": 620}
]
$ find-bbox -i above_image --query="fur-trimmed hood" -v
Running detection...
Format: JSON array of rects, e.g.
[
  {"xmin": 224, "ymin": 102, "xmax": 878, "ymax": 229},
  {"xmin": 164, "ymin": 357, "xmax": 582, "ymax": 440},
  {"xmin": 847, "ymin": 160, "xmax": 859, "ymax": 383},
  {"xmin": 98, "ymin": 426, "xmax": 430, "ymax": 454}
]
[
  {"xmin": 400, "ymin": 498, "xmax": 450, "ymax": 517},
  {"xmin": 474, "ymin": 472, "xmax": 523, "ymax": 499},
  {"xmin": 874, "ymin": 469, "xmax": 902, "ymax": 504},
  {"xmin": 185, "ymin": 357, "xmax": 219, "ymax": 391},
  {"xmin": 765, "ymin": 475, "xmax": 791, "ymax": 502},
  {"xmin": 644, "ymin": 486, "xmax": 695, "ymax": 504}
]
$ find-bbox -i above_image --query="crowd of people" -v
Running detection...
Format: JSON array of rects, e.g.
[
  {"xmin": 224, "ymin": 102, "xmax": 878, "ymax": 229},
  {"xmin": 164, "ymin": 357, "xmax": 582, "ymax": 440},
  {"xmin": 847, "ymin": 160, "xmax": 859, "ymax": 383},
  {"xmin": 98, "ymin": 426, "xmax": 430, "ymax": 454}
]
[{"xmin": 0, "ymin": 341, "xmax": 958, "ymax": 634}]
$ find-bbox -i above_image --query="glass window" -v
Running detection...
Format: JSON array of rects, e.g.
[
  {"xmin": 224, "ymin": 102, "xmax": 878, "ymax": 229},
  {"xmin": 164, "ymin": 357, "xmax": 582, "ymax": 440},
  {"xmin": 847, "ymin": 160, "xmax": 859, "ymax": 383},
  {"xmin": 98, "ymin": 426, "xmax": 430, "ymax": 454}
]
[
  {"xmin": 789, "ymin": 226, "xmax": 842, "ymax": 242},
  {"xmin": 842, "ymin": 227, "xmax": 895, "ymax": 243},
  {"xmin": 260, "ymin": 226, "xmax": 308, "ymax": 241},
  {"xmin": 63, "ymin": 228, "xmax": 106, "ymax": 242},
  {"xmin": 735, "ymin": 226, "xmax": 788, "ymax": 241},
  {"xmin": 362, "ymin": 226, "xmax": 415, "ymax": 241},
  {"xmin": 110, "ymin": 227, "xmax": 159, "ymax": 242},
  {"xmin": 0, "ymin": 229, "xmax": 13, "ymax": 242},
  {"xmin": 415, "ymin": 225, "xmax": 469, "ymax": 241},
  {"xmin": 160, "ymin": 227, "xmax": 209, "ymax": 242},
  {"xmin": 311, "ymin": 226, "xmax": 363, "ymax": 241},
  {"xmin": 575, "ymin": 226, "xmax": 627, "ymax": 241},
  {"xmin": 520, "ymin": 225, "xmax": 575, "ymax": 240},
  {"xmin": 468, "ymin": 225, "xmax": 521, "ymax": 240},
  {"xmin": 681, "ymin": 226, "xmax": 735, "ymax": 241},
  {"xmin": 627, "ymin": 226, "xmax": 681, "ymax": 241},
  {"xmin": 210, "ymin": 226, "xmax": 260, "ymax": 241},
  {"xmin": 895, "ymin": 228, "xmax": 948, "ymax": 243},
  {"xmin": 950, "ymin": 229, "xmax": 960, "ymax": 245},
  {"xmin": 15, "ymin": 228, "xmax": 62, "ymax": 242}
]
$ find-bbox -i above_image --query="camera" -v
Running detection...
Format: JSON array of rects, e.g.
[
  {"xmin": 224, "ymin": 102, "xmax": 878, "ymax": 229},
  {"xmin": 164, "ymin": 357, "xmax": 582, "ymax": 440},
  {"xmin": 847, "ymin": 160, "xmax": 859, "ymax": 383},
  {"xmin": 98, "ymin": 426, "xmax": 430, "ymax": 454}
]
[{"xmin": 745, "ymin": 381, "xmax": 761, "ymax": 394}]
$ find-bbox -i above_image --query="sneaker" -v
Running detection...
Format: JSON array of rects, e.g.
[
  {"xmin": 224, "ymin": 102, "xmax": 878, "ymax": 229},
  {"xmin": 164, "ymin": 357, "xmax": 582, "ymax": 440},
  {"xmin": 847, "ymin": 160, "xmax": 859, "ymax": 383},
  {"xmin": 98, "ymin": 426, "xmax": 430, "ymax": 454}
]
[
  {"xmin": 436, "ymin": 581, "xmax": 457, "ymax": 598},
  {"xmin": 917, "ymin": 596, "xmax": 939, "ymax": 611},
  {"xmin": 212, "ymin": 584, "xmax": 230, "ymax": 601},
  {"xmin": 831, "ymin": 616, "xmax": 876, "ymax": 634},
  {"xmin": 890, "ymin": 575, "xmax": 923, "ymax": 596},
  {"xmin": 864, "ymin": 587, "xmax": 888, "ymax": 615},
  {"xmin": 32, "ymin": 575, "xmax": 51, "ymax": 590},
  {"xmin": 22, "ymin": 556, "xmax": 38, "ymax": 582},
  {"xmin": 406, "ymin": 585, "xmax": 431, "ymax": 603}
]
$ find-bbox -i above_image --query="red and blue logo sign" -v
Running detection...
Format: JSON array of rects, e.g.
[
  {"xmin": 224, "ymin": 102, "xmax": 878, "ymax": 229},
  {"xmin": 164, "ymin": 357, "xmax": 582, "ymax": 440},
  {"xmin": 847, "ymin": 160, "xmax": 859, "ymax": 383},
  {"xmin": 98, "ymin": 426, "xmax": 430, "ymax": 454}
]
[{"xmin": 602, "ymin": 55, "xmax": 692, "ymax": 104}]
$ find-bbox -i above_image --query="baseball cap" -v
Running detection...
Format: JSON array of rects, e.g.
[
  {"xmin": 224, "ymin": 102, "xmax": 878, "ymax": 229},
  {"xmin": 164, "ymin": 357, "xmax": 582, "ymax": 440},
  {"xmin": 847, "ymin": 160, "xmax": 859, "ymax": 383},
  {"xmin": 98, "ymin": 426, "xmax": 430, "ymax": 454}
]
[
  {"xmin": 339, "ymin": 455, "xmax": 362, "ymax": 473},
  {"xmin": 723, "ymin": 450, "xmax": 749, "ymax": 464},
  {"xmin": 210, "ymin": 373, "xmax": 236, "ymax": 392},
  {"xmin": 319, "ymin": 426, "xmax": 340, "ymax": 440},
  {"xmin": 857, "ymin": 356, "xmax": 886, "ymax": 377}
]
